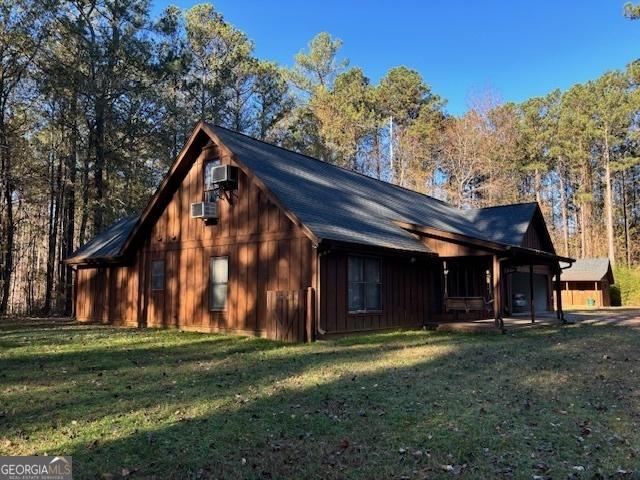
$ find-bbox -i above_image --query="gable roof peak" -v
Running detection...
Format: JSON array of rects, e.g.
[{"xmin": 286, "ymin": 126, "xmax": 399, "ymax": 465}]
[{"xmin": 205, "ymin": 123, "xmax": 451, "ymax": 207}]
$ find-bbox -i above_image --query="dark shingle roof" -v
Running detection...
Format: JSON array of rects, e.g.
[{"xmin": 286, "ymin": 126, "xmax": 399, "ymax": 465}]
[
  {"xmin": 67, "ymin": 215, "xmax": 138, "ymax": 263},
  {"xmin": 463, "ymin": 203, "xmax": 538, "ymax": 247},
  {"xmin": 210, "ymin": 125, "xmax": 536, "ymax": 253},
  {"xmin": 67, "ymin": 125, "xmax": 555, "ymax": 263},
  {"xmin": 561, "ymin": 258, "xmax": 613, "ymax": 282}
]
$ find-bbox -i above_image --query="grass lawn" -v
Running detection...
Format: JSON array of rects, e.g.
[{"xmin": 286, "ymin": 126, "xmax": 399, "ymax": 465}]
[{"xmin": 1, "ymin": 320, "xmax": 639, "ymax": 479}]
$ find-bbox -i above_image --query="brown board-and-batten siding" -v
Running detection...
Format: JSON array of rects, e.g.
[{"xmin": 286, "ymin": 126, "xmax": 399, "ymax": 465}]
[
  {"xmin": 74, "ymin": 143, "xmax": 315, "ymax": 340},
  {"xmin": 319, "ymin": 250, "xmax": 435, "ymax": 335},
  {"xmin": 75, "ymin": 262, "xmax": 141, "ymax": 326}
]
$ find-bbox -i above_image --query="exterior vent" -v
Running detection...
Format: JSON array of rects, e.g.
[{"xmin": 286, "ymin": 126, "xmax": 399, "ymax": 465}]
[
  {"xmin": 210, "ymin": 165, "xmax": 238, "ymax": 190},
  {"xmin": 190, "ymin": 202, "xmax": 218, "ymax": 220}
]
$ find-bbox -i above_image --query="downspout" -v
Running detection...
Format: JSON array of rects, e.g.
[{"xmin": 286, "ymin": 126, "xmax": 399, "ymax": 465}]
[
  {"xmin": 71, "ymin": 265, "xmax": 77, "ymax": 319},
  {"xmin": 315, "ymin": 243, "xmax": 330, "ymax": 337},
  {"xmin": 494, "ymin": 255, "xmax": 510, "ymax": 328},
  {"xmin": 557, "ymin": 261, "xmax": 573, "ymax": 323}
]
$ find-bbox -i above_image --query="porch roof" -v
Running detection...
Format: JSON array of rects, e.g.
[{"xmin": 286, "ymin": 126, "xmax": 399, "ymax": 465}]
[
  {"xmin": 503, "ymin": 245, "xmax": 574, "ymax": 266},
  {"xmin": 397, "ymin": 220, "xmax": 574, "ymax": 267}
]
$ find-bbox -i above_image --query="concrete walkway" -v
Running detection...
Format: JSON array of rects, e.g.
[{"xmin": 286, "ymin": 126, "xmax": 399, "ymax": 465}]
[
  {"xmin": 564, "ymin": 307, "xmax": 640, "ymax": 327},
  {"xmin": 433, "ymin": 308, "xmax": 640, "ymax": 333}
]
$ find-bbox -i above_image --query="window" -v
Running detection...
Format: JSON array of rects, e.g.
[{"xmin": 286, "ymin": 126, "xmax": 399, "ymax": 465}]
[
  {"xmin": 151, "ymin": 260, "xmax": 165, "ymax": 291},
  {"xmin": 210, "ymin": 256, "xmax": 229, "ymax": 311},
  {"xmin": 204, "ymin": 159, "xmax": 221, "ymax": 203},
  {"xmin": 348, "ymin": 256, "xmax": 381, "ymax": 312}
]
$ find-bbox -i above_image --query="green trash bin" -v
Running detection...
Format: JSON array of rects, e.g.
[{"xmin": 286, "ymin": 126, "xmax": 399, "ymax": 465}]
[{"xmin": 587, "ymin": 298, "xmax": 596, "ymax": 307}]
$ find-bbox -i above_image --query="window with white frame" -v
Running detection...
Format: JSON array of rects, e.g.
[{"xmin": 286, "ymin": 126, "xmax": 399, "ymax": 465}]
[{"xmin": 210, "ymin": 256, "xmax": 229, "ymax": 311}]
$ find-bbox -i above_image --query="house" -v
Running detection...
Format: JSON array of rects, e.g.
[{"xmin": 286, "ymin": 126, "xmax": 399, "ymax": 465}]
[
  {"xmin": 558, "ymin": 258, "xmax": 615, "ymax": 307},
  {"xmin": 65, "ymin": 122, "xmax": 573, "ymax": 341}
]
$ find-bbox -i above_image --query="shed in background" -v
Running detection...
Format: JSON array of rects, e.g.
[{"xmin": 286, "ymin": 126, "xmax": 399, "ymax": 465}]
[{"xmin": 559, "ymin": 258, "xmax": 614, "ymax": 307}]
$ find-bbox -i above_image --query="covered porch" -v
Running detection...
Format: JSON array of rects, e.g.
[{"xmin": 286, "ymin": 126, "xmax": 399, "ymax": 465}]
[
  {"xmin": 431, "ymin": 247, "xmax": 573, "ymax": 330},
  {"xmin": 398, "ymin": 214, "xmax": 574, "ymax": 331}
]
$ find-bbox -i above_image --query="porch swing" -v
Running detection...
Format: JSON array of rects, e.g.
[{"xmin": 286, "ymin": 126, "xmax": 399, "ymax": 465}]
[{"xmin": 442, "ymin": 260, "xmax": 495, "ymax": 319}]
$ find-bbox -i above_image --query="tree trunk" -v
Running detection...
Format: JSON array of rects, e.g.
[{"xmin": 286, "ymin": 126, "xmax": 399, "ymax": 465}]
[
  {"xmin": 171, "ymin": 76, "xmax": 179, "ymax": 162},
  {"xmin": 201, "ymin": 74, "xmax": 206, "ymax": 120},
  {"xmin": 373, "ymin": 130, "xmax": 382, "ymax": 180},
  {"xmin": 93, "ymin": 98, "xmax": 105, "ymax": 233},
  {"xmin": 634, "ymin": 166, "xmax": 639, "ymax": 264},
  {"xmin": 603, "ymin": 137, "xmax": 615, "ymax": 266},
  {"xmin": 62, "ymin": 110, "xmax": 77, "ymax": 315},
  {"xmin": 79, "ymin": 130, "xmax": 92, "ymax": 246},
  {"xmin": 559, "ymin": 170, "xmax": 569, "ymax": 257},
  {"xmin": 580, "ymin": 205, "xmax": 586, "ymax": 259},
  {"xmin": 621, "ymin": 169, "xmax": 631, "ymax": 267},
  {"xmin": 0, "ymin": 116, "xmax": 14, "ymax": 314},
  {"xmin": 44, "ymin": 145, "xmax": 63, "ymax": 314},
  {"xmin": 578, "ymin": 144, "xmax": 592, "ymax": 258}
]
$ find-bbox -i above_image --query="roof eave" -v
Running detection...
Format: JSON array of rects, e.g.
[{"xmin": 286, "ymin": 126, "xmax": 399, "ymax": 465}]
[
  {"xmin": 396, "ymin": 220, "xmax": 574, "ymax": 264},
  {"xmin": 63, "ymin": 255, "xmax": 126, "ymax": 266},
  {"xmin": 395, "ymin": 220, "xmax": 509, "ymax": 253},
  {"xmin": 319, "ymin": 237, "xmax": 437, "ymax": 258},
  {"xmin": 505, "ymin": 245, "xmax": 575, "ymax": 264}
]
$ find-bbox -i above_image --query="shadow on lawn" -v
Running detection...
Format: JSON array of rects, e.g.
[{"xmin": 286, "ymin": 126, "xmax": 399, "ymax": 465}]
[
  {"xmin": 2, "ymin": 323, "xmax": 640, "ymax": 479},
  {"xmin": 2, "ymin": 329, "xmax": 472, "ymax": 434}
]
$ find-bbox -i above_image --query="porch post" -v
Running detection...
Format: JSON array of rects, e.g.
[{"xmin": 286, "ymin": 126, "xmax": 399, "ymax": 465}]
[
  {"xmin": 504, "ymin": 269, "xmax": 512, "ymax": 316},
  {"xmin": 443, "ymin": 261, "xmax": 449, "ymax": 298},
  {"xmin": 555, "ymin": 271, "xmax": 564, "ymax": 323},
  {"xmin": 492, "ymin": 255, "xmax": 502, "ymax": 327},
  {"xmin": 529, "ymin": 262, "xmax": 535, "ymax": 323}
]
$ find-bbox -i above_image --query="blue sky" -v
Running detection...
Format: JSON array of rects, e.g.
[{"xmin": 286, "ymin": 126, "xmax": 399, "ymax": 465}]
[{"xmin": 152, "ymin": 0, "xmax": 640, "ymax": 115}]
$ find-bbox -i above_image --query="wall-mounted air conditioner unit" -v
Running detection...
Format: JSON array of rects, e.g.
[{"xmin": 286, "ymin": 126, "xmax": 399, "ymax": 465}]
[
  {"xmin": 210, "ymin": 165, "xmax": 238, "ymax": 190},
  {"xmin": 190, "ymin": 202, "xmax": 218, "ymax": 220}
]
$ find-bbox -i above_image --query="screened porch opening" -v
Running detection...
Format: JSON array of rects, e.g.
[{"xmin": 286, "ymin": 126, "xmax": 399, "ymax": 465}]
[{"xmin": 443, "ymin": 257, "xmax": 492, "ymax": 299}]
